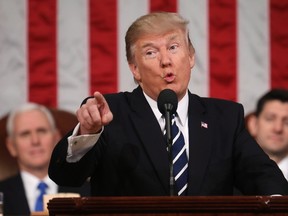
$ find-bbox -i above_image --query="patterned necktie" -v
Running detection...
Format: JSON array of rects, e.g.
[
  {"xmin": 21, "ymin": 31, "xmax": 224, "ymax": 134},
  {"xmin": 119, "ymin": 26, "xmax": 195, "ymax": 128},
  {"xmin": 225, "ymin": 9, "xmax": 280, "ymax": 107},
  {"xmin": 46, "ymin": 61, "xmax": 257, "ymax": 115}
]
[
  {"xmin": 34, "ymin": 181, "xmax": 48, "ymax": 211},
  {"xmin": 171, "ymin": 114, "xmax": 188, "ymax": 195}
]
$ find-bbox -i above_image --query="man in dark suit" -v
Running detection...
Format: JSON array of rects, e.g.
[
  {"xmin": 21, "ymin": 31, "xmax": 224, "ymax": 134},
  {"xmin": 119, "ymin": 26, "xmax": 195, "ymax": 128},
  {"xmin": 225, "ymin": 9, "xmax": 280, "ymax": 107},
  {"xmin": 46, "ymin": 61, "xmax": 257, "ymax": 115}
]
[
  {"xmin": 0, "ymin": 103, "xmax": 90, "ymax": 215},
  {"xmin": 0, "ymin": 173, "xmax": 90, "ymax": 215},
  {"xmin": 48, "ymin": 12, "xmax": 288, "ymax": 196},
  {"xmin": 246, "ymin": 88, "xmax": 288, "ymax": 181}
]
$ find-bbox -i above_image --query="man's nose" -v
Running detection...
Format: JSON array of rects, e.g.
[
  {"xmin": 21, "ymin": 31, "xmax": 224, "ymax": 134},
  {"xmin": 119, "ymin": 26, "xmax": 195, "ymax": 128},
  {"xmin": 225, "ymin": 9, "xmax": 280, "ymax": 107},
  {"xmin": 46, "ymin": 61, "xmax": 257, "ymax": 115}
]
[
  {"xmin": 273, "ymin": 120, "xmax": 284, "ymax": 132},
  {"xmin": 30, "ymin": 132, "xmax": 40, "ymax": 144},
  {"xmin": 160, "ymin": 50, "xmax": 172, "ymax": 67}
]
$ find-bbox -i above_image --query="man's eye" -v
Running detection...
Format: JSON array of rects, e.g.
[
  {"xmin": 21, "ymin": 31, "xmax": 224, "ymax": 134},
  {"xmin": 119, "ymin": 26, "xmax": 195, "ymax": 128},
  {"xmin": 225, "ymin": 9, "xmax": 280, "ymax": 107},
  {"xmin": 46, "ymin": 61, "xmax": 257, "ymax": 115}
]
[
  {"xmin": 145, "ymin": 50, "xmax": 157, "ymax": 58},
  {"xmin": 264, "ymin": 116, "xmax": 274, "ymax": 122},
  {"xmin": 37, "ymin": 128, "xmax": 49, "ymax": 135},
  {"xmin": 19, "ymin": 132, "xmax": 30, "ymax": 138},
  {"xmin": 169, "ymin": 44, "xmax": 178, "ymax": 53}
]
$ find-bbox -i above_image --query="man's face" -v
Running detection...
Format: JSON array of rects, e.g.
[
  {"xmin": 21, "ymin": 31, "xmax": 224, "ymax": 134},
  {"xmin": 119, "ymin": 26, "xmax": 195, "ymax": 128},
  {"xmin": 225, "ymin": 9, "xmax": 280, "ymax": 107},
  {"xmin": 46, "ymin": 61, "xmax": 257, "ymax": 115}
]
[
  {"xmin": 7, "ymin": 109, "xmax": 59, "ymax": 173},
  {"xmin": 129, "ymin": 29, "xmax": 195, "ymax": 101},
  {"xmin": 254, "ymin": 100, "xmax": 288, "ymax": 157}
]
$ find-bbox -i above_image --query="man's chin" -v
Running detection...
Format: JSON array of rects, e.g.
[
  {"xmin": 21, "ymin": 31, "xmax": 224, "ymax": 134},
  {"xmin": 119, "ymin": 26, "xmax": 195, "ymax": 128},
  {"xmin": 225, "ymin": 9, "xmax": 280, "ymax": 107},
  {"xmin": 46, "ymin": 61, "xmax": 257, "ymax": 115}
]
[{"xmin": 267, "ymin": 149, "xmax": 287, "ymax": 157}]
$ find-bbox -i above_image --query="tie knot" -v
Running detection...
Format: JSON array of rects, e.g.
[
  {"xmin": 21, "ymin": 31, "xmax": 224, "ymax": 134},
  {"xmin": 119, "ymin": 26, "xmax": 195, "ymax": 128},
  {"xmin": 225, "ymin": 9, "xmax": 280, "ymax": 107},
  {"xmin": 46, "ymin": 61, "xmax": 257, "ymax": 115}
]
[{"xmin": 37, "ymin": 181, "xmax": 48, "ymax": 192}]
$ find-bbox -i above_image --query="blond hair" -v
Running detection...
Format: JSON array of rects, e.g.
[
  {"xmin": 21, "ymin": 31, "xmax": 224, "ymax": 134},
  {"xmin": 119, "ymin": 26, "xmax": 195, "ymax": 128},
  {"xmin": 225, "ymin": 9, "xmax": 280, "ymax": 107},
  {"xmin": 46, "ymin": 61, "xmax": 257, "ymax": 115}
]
[{"xmin": 125, "ymin": 12, "xmax": 194, "ymax": 64}]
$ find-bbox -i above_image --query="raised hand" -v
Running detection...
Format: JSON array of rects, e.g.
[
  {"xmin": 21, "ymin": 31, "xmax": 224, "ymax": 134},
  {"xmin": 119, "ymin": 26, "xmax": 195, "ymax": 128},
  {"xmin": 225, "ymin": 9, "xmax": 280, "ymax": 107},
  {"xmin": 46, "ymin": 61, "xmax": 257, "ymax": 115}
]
[{"xmin": 76, "ymin": 91, "xmax": 113, "ymax": 135}]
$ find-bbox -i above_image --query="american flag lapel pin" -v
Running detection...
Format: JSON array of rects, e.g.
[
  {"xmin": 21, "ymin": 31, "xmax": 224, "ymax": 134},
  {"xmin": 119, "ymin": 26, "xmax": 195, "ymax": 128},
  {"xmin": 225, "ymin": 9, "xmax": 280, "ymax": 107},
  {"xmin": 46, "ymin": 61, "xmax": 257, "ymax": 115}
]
[{"xmin": 201, "ymin": 121, "xmax": 208, "ymax": 129}]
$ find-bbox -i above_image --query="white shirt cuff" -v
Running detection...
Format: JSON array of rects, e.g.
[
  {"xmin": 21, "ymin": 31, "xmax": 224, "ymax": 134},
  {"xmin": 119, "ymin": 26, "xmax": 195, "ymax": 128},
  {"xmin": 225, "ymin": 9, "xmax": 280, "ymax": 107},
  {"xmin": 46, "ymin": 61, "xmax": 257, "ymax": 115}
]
[{"xmin": 66, "ymin": 123, "xmax": 103, "ymax": 162}]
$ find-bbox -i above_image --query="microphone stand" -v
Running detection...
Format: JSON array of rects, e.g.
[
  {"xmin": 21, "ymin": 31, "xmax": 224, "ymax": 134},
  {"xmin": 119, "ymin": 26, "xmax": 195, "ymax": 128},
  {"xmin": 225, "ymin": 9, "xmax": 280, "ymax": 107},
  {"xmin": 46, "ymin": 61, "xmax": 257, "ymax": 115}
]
[{"xmin": 164, "ymin": 105, "xmax": 175, "ymax": 196}]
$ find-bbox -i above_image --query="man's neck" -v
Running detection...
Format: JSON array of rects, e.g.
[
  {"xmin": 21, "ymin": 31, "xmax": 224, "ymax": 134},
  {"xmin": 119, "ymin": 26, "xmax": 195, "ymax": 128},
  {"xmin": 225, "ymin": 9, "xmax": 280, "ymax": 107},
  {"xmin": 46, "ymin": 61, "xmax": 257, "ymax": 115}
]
[{"xmin": 20, "ymin": 166, "xmax": 48, "ymax": 180}]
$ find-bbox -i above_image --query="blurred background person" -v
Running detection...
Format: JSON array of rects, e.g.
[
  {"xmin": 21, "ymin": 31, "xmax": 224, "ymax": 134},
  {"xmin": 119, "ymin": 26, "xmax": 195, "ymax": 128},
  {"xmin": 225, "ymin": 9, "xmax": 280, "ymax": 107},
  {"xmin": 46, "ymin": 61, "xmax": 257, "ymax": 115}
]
[
  {"xmin": 0, "ymin": 103, "xmax": 90, "ymax": 216},
  {"xmin": 247, "ymin": 89, "xmax": 288, "ymax": 181}
]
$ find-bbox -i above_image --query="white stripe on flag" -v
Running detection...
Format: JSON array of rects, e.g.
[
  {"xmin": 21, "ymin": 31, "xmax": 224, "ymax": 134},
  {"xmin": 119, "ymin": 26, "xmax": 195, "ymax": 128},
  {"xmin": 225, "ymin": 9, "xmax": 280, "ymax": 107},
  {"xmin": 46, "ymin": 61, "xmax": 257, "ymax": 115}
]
[
  {"xmin": 179, "ymin": 0, "xmax": 209, "ymax": 98},
  {"xmin": 238, "ymin": 0, "xmax": 270, "ymax": 114},
  {"xmin": 58, "ymin": 0, "xmax": 90, "ymax": 113},
  {"xmin": 0, "ymin": 0, "xmax": 27, "ymax": 116},
  {"xmin": 118, "ymin": 0, "xmax": 148, "ymax": 93}
]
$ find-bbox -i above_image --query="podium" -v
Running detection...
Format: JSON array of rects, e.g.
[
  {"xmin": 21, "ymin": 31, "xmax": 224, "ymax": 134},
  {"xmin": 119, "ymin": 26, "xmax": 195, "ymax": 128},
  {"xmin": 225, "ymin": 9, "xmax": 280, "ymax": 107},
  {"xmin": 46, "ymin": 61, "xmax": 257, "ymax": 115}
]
[{"xmin": 48, "ymin": 196, "xmax": 288, "ymax": 215}]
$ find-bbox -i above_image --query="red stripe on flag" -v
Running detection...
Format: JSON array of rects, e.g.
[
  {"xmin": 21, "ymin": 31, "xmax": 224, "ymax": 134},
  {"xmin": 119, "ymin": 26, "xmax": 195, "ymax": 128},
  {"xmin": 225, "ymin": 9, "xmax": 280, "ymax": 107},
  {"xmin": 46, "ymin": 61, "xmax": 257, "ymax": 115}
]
[
  {"xmin": 150, "ymin": 0, "xmax": 177, "ymax": 12},
  {"xmin": 28, "ymin": 0, "xmax": 57, "ymax": 107},
  {"xmin": 89, "ymin": 0, "xmax": 117, "ymax": 95},
  {"xmin": 209, "ymin": 0, "xmax": 237, "ymax": 101},
  {"xmin": 270, "ymin": 0, "xmax": 288, "ymax": 88}
]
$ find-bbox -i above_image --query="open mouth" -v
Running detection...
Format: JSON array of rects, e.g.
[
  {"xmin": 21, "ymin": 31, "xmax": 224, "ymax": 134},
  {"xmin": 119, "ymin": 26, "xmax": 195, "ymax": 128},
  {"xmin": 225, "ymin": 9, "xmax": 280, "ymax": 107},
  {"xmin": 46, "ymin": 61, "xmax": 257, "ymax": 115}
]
[{"xmin": 164, "ymin": 73, "xmax": 175, "ymax": 82}]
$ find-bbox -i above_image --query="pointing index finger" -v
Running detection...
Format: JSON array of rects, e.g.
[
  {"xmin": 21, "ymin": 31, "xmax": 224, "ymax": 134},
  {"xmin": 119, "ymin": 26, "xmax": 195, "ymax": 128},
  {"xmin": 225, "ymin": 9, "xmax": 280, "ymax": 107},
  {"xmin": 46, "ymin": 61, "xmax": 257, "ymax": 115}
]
[
  {"xmin": 94, "ymin": 91, "xmax": 105, "ymax": 106},
  {"xmin": 93, "ymin": 91, "xmax": 110, "ymax": 115}
]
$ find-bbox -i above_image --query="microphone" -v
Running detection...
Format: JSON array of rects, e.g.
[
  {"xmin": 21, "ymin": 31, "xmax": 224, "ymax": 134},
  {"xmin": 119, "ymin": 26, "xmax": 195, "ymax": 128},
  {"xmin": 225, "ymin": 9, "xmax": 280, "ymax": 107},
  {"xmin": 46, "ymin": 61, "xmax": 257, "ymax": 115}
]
[
  {"xmin": 157, "ymin": 89, "xmax": 178, "ymax": 116},
  {"xmin": 157, "ymin": 89, "xmax": 178, "ymax": 196}
]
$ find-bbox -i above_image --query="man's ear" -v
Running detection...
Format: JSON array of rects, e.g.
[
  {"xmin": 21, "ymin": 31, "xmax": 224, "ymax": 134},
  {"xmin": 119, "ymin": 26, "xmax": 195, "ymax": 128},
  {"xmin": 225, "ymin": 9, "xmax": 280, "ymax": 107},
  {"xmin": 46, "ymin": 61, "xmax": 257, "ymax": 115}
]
[
  {"xmin": 189, "ymin": 51, "xmax": 195, "ymax": 69},
  {"xmin": 247, "ymin": 114, "xmax": 257, "ymax": 137},
  {"xmin": 129, "ymin": 63, "xmax": 141, "ymax": 82},
  {"xmin": 6, "ymin": 137, "xmax": 18, "ymax": 158},
  {"xmin": 53, "ymin": 128, "xmax": 61, "ymax": 143}
]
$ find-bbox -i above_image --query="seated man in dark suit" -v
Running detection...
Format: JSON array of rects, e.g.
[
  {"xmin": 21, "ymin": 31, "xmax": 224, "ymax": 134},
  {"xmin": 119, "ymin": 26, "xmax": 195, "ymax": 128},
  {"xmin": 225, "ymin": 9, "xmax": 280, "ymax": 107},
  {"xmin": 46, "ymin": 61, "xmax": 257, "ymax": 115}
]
[
  {"xmin": 49, "ymin": 12, "xmax": 288, "ymax": 197},
  {"xmin": 0, "ymin": 103, "xmax": 90, "ymax": 216},
  {"xmin": 247, "ymin": 88, "xmax": 288, "ymax": 181}
]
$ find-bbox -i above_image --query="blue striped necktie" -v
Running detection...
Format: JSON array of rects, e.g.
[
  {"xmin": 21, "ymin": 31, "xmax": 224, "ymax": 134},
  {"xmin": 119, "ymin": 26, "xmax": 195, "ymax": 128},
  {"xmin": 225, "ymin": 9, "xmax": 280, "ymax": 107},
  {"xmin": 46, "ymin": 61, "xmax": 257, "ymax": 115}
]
[
  {"xmin": 34, "ymin": 181, "xmax": 48, "ymax": 211},
  {"xmin": 171, "ymin": 114, "xmax": 188, "ymax": 195}
]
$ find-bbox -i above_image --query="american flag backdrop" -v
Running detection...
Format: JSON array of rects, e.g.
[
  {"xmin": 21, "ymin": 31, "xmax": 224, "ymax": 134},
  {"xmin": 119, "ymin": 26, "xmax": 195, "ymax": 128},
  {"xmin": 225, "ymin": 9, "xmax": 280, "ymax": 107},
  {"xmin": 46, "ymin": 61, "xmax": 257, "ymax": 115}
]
[{"xmin": 0, "ymin": 0, "xmax": 288, "ymax": 118}]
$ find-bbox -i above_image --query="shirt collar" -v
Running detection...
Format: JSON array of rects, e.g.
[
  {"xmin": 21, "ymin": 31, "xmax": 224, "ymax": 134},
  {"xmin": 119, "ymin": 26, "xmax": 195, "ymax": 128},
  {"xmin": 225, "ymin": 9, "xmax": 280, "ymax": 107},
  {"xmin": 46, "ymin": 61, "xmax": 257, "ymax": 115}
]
[
  {"xmin": 177, "ymin": 92, "xmax": 189, "ymax": 127},
  {"xmin": 21, "ymin": 170, "xmax": 57, "ymax": 193},
  {"xmin": 143, "ymin": 90, "xmax": 189, "ymax": 126}
]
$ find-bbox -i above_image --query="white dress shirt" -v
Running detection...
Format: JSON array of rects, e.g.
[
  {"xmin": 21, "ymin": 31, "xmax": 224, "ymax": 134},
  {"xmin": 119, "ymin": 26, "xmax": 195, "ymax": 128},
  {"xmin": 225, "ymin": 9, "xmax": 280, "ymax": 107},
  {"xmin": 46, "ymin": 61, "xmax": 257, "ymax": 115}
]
[
  {"xmin": 21, "ymin": 171, "xmax": 57, "ymax": 212},
  {"xmin": 278, "ymin": 156, "xmax": 288, "ymax": 181}
]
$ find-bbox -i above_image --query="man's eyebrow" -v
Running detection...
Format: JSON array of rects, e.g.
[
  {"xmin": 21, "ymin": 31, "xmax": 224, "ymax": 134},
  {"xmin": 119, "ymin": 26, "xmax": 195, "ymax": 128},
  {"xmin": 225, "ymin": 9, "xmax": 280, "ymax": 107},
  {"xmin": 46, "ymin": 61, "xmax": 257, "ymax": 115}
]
[
  {"xmin": 141, "ymin": 34, "xmax": 180, "ymax": 48},
  {"xmin": 141, "ymin": 42, "xmax": 154, "ymax": 49},
  {"xmin": 167, "ymin": 34, "xmax": 179, "ymax": 41}
]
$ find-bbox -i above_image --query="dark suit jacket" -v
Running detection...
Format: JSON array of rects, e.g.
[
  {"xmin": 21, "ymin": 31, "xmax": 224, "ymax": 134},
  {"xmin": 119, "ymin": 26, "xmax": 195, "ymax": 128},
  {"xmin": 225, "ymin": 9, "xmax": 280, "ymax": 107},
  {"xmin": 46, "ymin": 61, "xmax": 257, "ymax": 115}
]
[
  {"xmin": 0, "ymin": 173, "xmax": 90, "ymax": 215},
  {"xmin": 49, "ymin": 86, "xmax": 288, "ymax": 196}
]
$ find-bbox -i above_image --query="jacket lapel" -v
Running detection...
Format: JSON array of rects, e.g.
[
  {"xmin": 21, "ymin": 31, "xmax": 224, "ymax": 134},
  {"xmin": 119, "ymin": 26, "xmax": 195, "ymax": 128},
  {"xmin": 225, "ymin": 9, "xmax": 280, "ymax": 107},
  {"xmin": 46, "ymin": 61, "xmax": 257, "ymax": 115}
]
[
  {"xmin": 16, "ymin": 174, "xmax": 31, "ymax": 214},
  {"xmin": 128, "ymin": 87, "xmax": 170, "ymax": 194},
  {"xmin": 187, "ymin": 93, "xmax": 213, "ymax": 195}
]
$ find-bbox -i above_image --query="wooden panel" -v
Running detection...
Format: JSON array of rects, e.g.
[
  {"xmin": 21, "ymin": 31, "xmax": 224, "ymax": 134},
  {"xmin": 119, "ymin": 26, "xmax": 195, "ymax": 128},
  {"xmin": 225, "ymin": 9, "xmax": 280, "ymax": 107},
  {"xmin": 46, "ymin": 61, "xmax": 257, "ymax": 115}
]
[{"xmin": 48, "ymin": 196, "xmax": 288, "ymax": 216}]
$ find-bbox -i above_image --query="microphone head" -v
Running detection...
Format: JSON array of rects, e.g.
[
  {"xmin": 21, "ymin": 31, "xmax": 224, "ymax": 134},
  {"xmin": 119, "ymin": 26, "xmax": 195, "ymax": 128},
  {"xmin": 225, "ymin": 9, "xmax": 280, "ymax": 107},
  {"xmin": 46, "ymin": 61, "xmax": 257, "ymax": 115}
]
[{"xmin": 157, "ymin": 89, "xmax": 178, "ymax": 115}]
